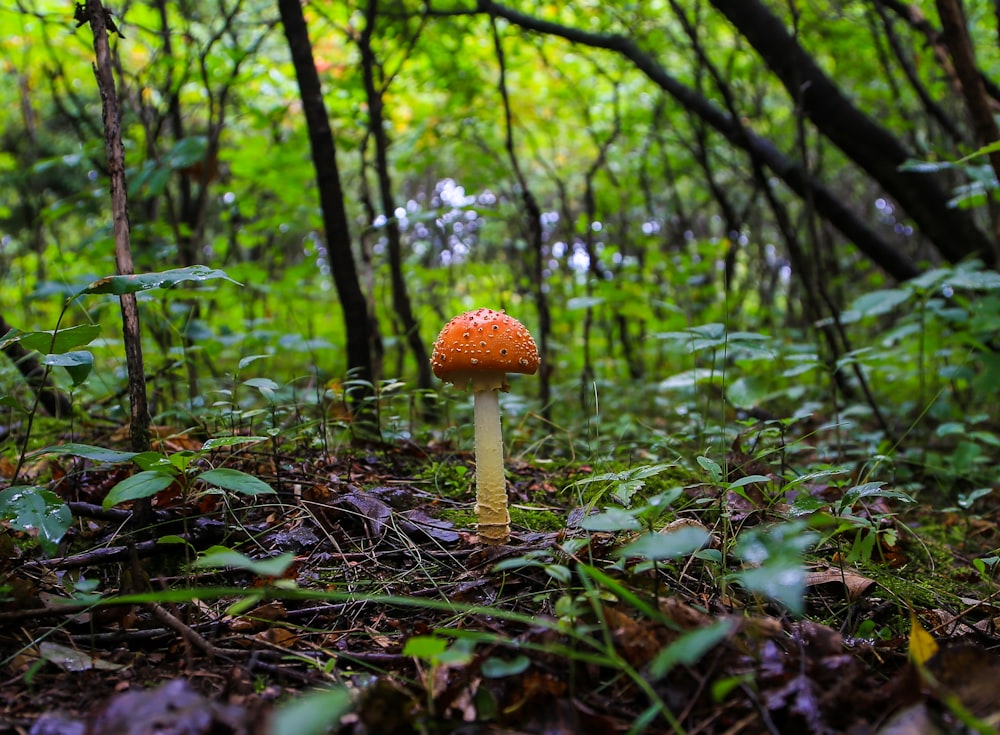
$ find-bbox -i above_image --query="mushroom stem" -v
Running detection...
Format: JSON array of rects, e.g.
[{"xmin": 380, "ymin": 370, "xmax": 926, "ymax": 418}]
[{"xmin": 473, "ymin": 388, "xmax": 510, "ymax": 544}]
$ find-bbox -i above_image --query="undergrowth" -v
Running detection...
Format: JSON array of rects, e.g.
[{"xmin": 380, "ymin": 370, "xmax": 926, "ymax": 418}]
[{"xmin": 1, "ymin": 262, "xmax": 999, "ymax": 733}]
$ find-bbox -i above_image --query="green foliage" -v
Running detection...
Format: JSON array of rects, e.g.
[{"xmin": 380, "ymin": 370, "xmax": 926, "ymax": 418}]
[
  {"xmin": 0, "ymin": 485, "xmax": 71, "ymax": 556},
  {"xmin": 29, "ymin": 439, "xmax": 275, "ymax": 511},
  {"xmin": 731, "ymin": 521, "xmax": 818, "ymax": 617}
]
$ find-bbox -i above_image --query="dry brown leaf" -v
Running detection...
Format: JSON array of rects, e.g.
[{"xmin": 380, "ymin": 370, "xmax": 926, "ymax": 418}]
[{"xmin": 803, "ymin": 565, "xmax": 876, "ymax": 601}]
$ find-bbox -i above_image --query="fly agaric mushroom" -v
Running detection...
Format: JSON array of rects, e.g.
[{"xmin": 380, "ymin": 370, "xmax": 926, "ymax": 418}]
[{"xmin": 431, "ymin": 308, "xmax": 539, "ymax": 545}]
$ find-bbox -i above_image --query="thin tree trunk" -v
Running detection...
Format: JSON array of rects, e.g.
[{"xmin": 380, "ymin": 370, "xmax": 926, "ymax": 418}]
[
  {"xmin": 358, "ymin": 0, "xmax": 434, "ymax": 408},
  {"xmin": 935, "ymin": 0, "xmax": 1000, "ymax": 262},
  {"xmin": 489, "ymin": 14, "xmax": 552, "ymax": 419},
  {"xmin": 85, "ymin": 0, "xmax": 153, "ymax": 528},
  {"xmin": 277, "ymin": 0, "xmax": 375, "ymax": 418}
]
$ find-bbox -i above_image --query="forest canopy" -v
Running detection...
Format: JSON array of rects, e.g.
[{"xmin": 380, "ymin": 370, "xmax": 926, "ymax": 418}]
[{"xmin": 2, "ymin": 0, "xmax": 997, "ymax": 414}]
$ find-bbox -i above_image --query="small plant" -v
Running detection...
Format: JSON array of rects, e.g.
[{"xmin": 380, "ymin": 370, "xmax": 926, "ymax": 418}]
[{"xmin": 29, "ymin": 436, "xmax": 274, "ymax": 512}]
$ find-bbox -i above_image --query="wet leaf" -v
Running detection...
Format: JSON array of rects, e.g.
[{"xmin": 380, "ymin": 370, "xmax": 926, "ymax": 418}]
[
  {"xmin": 37, "ymin": 642, "xmax": 127, "ymax": 672},
  {"xmin": 0, "ymin": 485, "xmax": 72, "ymax": 556},
  {"xmin": 79, "ymin": 265, "xmax": 240, "ymax": 296},
  {"xmin": 201, "ymin": 436, "xmax": 268, "ymax": 450},
  {"xmin": 42, "ymin": 350, "xmax": 93, "ymax": 386}
]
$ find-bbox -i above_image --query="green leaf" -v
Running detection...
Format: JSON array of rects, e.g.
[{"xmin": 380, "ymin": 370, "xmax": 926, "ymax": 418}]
[
  {"xmin": 579, "ymin": 507, "xmax": 641, "ymax": 532},
  {"xmin": 197, "ymin": 468, "xmax": 275, "ymax": 496},
  {"xmin": 201, "ymin": 436, "xmax": 268, "ymax": 451},
  {"xmin": 42, "ymin": 350, "xmax": 93, "ymax": 386},
  {"xmin": 649, "ymin": 620, "xmax": 732, "ymax": 680},
  {"xmin": 243, "ymin": 377, "xmax": 279, "ymax": 400},
  {"xmin": 28, "ymin": 443, "xmax": 138, "ymax": 463},
  {"xmin": 846, "ymin": 288, "xmax": 911, "ymax": 319},
  {"xmin": 697, "ymin": 456, "xmax": 723, "ymax": 484},
  {"xmin": 103, "ymin": 470, "xmax": 177, "ymax": 509},
  {"xmin": 79, "ymin": 266, "xmax": 241, "ymax": 296},
  {"xmin": 567, "ymin": 296, "xmax": 605, "ymax": 310},
  {"xmin": 0, "ymin": 395, "xmax": 28, "ymax": 414},
  {"xmin": 266, "ymin": 688, "xmax": 353, "ymax": 735},
  {"xmin": 402, "ymin": 635, "xmax": 448, "ymax": 659},
  {"xmin": 615, "ymin": 526, "xmax": 710, "ymax": 560},
  {"xmin": 0, "ymin": 486, "xmax": 72, "ymax": 556},
  {"xmin": 165, "ymin": 136, "xmax": 208, "ymax": 169},
  {"xmin": 18, "ymin": 325, "xmax": 101, "ymax": 354},
  {"xmin": 482, "ymin": 654, "xmax": 531, "ymax": 678},
  {"xmin": 732, "ymin": 522, "xmax": 818, "ymax": 616},
  {"xmin": 238, "ymin": 354, "xmax": 271, "ymax": 370},
  {"xmin": 727, "ymin": 474, "xmax": 772, "ymax": 490},
  {"xmin": 194, "ymin": 547, "xmax": 295, "ymax": 577}
]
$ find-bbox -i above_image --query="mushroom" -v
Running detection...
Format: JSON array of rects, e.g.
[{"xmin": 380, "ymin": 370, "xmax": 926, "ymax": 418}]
[{"xmin": 431, "ymin": 308, "xmax": 540, "ymax": 545}]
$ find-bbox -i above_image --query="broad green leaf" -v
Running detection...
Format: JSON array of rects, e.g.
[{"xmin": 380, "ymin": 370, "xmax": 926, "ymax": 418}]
[
  {"xmin": 728, "ymin": 474, "xmax": 772, "ymax": 490},
  {"xmin": 614, "ymin": 526, "xmax": 710, "ymax": 560},
  {"xmin": 201, "ymin": 436, "xmax": 268, "ymax": 451},
  {"xmin": 267, "ymin": 687, "xmax": 353, "ymax": 735},
  {"xmin": 194, "ymin": 547, "xmax": 295, "ymax": 577},
  {"xmin": 649, "ymin": 620, "xmax": 732, "ymax": 680},
  {"xmin": 103, "ymin": 470, "xmax": 177, "ymax": 509},
  {"xmin": 0, "ymin": 486, "xmax": 72, "ymax": 556},
  {"xmin": 165, "ymin": 136, "xmax": 208, "ymax": 169},
  {"xmin": 402, "ymin": 635, "xmax": 448, "ymax": 659},
  {"xmin": 243, "ymin": 377, "xmax": 279, "ymax": 400},
  {"xmin": 579, "ymin": 507, "xmax": 641, "ymax": 532},
  {"xmin": 19, "ymin": 325, "xmax": 101, "ymax": 354},
  {"xmin": 43, "ymin": 350, "xmax": 93, "ymax": 386},
  {"xmin": 482, "ymin": 654, "xmax": 531, "ymax": 678},
  {"xmin": 198, "ymin": 468, "xmax": 275, "ymax": 496},
  {"xmin": 29, "ymin": 443, "xmax": 138, "ymax": 463},
  {"xmin": 0, "ymin": 395, "xmax": 28, "ymax": 414},
  {"xmin": 847, "ymin": 288, "xmax": 911, "ymax": 318},
  {"xmin": 79, "ymin": 265, "xmax": 241, "ymax": 296},
  {"xmin": 732, "ymin": 522, "xmax": 818, "ymax": 616}
]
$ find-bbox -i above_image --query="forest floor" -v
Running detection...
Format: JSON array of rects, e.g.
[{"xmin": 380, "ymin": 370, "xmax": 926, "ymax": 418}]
[{"xmin": 2, "ymin": 427, "xmax": 1000, "ymax": 735}]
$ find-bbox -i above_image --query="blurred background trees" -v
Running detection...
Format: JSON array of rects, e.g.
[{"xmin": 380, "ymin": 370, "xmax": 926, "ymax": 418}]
[{"xmin": 1, "ymin": 0, "xmax": 997, "ymax": 445}]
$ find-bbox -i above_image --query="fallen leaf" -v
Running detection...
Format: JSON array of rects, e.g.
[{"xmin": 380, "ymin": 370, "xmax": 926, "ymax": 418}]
[
  {"xmin": 36, "ymin": 641, "xmax": 127, "ymax": 672},
  {"xmin": 909, "ymin": 611, "xmax": 939, "ymax": 665}
]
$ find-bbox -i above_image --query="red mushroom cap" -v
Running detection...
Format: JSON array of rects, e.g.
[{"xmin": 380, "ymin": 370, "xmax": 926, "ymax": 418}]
[{"xmin": 431, "ymin": 308, "xmax": 539, "ymax": 391}]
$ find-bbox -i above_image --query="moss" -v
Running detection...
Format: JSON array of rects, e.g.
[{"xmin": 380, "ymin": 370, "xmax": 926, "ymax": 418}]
[{"xmin": 510, "ymin": 505, "xmax": 564, "ymax": 531}]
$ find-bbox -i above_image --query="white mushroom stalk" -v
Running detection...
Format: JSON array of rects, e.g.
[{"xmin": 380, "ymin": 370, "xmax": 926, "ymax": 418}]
[
  {"xmin": 472, "ymin": 387, "xmax": 508, "ymax": 543},
  {"xmin": 431, "ymin": 309, "xmax": 540, "ymax": 545}
]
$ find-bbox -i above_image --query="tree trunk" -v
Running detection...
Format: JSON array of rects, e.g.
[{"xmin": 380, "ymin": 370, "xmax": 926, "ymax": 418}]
[
  {"xmin": 85, "ymin": 0, "xmax": 153, "ymax": 529},
  {"xmin": 277, "ymin": 0, "xmax": 375, "ymax": 415},
  {"xmin": 709, "ymin": 0, "xmax": 996, "ymax": 268},
  {"xmin": 359, "ymin": 0, "xmax": 434, "ymax": 407}
]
